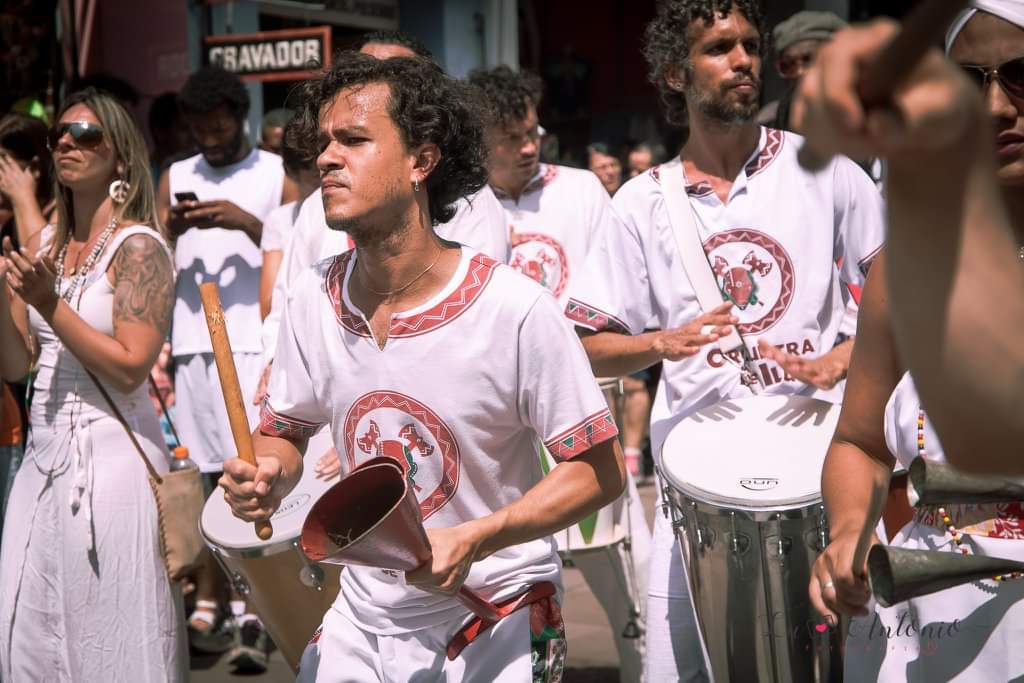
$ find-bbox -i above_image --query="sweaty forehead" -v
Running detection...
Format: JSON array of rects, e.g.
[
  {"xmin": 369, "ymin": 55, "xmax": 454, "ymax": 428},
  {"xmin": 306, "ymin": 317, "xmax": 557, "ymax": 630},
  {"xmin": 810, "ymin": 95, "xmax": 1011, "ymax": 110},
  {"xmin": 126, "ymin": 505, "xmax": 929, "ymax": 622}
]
[
  {"xmin": 950, "ymin": 13, "xmax": 1024, "ymax": 64},
  {"xmin": 320, "ymin": 82, "xmax": 393, "ymax": 130}
]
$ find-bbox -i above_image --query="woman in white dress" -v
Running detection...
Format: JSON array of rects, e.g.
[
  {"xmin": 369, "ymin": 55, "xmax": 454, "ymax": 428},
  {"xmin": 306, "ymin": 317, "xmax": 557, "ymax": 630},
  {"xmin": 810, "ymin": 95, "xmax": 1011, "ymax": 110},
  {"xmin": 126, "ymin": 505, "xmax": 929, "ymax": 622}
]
[
  {"xmin": 0, "ymin": 88, "xmax": 184, "ymax": 681},
  {"xmin": 804, "ymin": 6, "xmax": 1024, "ymax": 680}
]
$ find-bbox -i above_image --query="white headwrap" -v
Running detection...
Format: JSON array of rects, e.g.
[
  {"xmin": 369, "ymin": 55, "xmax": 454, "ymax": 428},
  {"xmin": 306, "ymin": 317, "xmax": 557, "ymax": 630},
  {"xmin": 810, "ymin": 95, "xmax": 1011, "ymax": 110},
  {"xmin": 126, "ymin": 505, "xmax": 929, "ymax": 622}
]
[{"xmin": 946, "ymin": 0, "xmax": 1024, "ymax": 53}]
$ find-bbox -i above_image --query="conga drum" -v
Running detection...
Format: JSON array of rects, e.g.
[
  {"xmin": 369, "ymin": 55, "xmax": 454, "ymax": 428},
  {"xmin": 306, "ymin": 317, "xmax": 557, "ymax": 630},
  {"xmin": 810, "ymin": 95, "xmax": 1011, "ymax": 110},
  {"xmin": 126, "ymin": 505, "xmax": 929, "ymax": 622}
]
[
  {"xmin": 659, "ymin": 395, "xmax": 843, "ymax": 683},
  {"xmin": 201, "ymin": 433, "xmax": 341, "ymax": 671}
]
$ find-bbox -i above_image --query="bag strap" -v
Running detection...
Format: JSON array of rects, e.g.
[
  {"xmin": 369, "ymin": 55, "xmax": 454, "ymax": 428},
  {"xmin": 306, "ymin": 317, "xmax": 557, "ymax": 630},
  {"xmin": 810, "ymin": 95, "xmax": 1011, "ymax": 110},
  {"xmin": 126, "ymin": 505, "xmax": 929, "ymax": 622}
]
[
  {"xmin": 148, "ymin": 373, "xmax": 181, "ymax": 448},
  {"xmin": 83, "ymin": 368, "xmax": 163, "ymax": 483},
  {"xmin": 660, "ymin": 158, "xmax": 763, "ymax": 393}
]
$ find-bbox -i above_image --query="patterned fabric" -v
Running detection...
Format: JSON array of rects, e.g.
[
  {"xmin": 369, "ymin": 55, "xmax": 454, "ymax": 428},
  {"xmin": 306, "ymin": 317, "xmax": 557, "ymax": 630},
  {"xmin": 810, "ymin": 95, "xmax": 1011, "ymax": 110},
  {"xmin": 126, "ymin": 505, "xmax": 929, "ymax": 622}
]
[
  {"xmin": 544, "ymin": 409, "xmax": 618, "ymax": 462},
  {"xmin": 530, "ymin": 597, "xmax": 566, "ymax": 683},
  {"xmin": 916, "ymin": 503, "xmax": 1024, "ymax": 540},
  {"xmin": 565, "ymin": 299, "xmax": 631, "ymax": 335},
  {"xmin": 259, "ymin": 400, "xmax": 323, "ymax": 441}
]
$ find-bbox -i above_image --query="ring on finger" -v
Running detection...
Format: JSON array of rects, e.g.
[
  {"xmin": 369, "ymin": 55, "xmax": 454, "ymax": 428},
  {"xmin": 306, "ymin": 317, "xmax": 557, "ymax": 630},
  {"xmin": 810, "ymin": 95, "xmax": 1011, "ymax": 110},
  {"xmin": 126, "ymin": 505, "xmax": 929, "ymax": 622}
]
[
  {"xmin": 700, "ymin": 324, "xmax": 715, "ymax": 336},
  {"xmin": 823, "ymin": 579, "xmax": 835, "ymax": 590}
]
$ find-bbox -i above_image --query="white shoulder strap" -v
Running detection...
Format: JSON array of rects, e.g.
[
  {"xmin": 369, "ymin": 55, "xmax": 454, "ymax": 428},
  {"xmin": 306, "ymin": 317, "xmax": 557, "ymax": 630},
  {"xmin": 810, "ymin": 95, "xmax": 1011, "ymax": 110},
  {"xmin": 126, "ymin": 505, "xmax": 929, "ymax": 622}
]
[{"xmin": 659, "ymin": 159, "xmax": 744, "ymax": 352}]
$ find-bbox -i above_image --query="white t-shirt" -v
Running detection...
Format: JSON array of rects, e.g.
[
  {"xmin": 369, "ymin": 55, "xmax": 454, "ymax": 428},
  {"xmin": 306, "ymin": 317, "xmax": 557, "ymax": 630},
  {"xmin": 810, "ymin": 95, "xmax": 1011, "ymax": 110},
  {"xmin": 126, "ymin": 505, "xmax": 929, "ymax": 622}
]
[
  {"xmin": 261, "ymin": 247, "xmax": 616, "ymax": 634},
  {"xmin": 169, "ymin": 149, "xmax": 285, "ymax": 355},
  {"xmin": 260, "ymin": 186, "xmax": 509, "ymax": 364},
  {"xmin": 567, "ymin": 128, "xmax": 885, "ymax": 456},
  {"xmin": 260, "ymin": 200, "xmax": 301, "ymax": 252},
  {"xmin": 497, "ymin": 164, "xmax": 616, "ymax": 308}
]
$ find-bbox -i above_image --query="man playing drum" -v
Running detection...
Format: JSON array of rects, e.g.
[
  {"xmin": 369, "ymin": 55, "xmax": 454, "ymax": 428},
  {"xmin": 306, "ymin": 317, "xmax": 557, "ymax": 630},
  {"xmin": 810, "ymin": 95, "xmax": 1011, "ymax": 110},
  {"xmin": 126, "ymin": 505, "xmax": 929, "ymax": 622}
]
[
  {"xmin": 218, "ymin": 54, "xmax": 625, "ymax": 681},
  {"xmin": 565, "ymin": 1, "xmax": 885, "ymax": 679},
  {"xmin": 467, "ymin": 65, "xmax": 651, "ymax": 683}
]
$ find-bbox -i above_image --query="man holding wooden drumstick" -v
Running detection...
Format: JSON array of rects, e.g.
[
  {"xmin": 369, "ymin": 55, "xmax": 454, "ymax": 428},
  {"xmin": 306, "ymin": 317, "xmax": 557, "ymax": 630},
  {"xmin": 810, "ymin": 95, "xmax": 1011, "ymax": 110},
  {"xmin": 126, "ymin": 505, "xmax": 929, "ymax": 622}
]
[
  {"xmin": 565, "ymin": 1, "xmax": 885, "ymax": 680},
  {"xmin": 219, "ymin": 53, "xmax": 625, "ymax": 681}
]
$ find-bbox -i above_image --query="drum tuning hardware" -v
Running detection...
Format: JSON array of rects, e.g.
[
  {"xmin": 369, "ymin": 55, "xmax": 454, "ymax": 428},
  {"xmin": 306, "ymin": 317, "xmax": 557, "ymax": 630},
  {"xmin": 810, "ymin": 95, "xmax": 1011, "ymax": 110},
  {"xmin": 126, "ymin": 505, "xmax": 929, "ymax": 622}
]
[
  {"xmin": 209, "ymin": 546, "xmax": 251, "ymax": 595},
  {"xmin": 298, "ymin": 564, "xmax": 326, "ymax": 590},
  {"xmin": 621, "ymin": 612, "xmax": 642, "ymax": 639},
  {"xmin": 561, "ymin": 552, "xmax": 576, "ymax": 568},
  {"xmin": 293, "ymin": 541, "xmax": 326, "ymax": 590}
]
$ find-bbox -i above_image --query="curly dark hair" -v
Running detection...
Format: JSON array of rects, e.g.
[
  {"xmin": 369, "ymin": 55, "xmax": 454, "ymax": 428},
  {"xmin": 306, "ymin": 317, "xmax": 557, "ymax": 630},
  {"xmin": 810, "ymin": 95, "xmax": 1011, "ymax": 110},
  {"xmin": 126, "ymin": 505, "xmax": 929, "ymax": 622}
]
[
  {"xmin": 352, "ymin": 30, "xmax": 433, "ymax": 59},
  {"xmin": 466, "ymin": 66, "xmax": 543, "ymax": 130},
  {"xmin": 178, "ymin": 65, "xmax": 250, "ymax": 119},
  {"xmin": 288, "ymin": 52, "xmax": 488, "ymax": 224},
  {"xmin": 644, "ymin": 0, "xmax": 767, "ymax": 128}
]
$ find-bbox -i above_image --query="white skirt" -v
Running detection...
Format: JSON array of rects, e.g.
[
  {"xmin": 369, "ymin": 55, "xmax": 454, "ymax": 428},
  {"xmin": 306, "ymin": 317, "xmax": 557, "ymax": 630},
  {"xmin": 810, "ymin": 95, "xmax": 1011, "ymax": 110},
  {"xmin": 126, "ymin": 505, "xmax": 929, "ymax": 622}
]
[
  {"xmin": 845, "ymin": 521, "xmax": 1024, "ymax": 682},
  {"xmin": 0, "ymin": 403, "xmax": 186, "ymax": 682}
]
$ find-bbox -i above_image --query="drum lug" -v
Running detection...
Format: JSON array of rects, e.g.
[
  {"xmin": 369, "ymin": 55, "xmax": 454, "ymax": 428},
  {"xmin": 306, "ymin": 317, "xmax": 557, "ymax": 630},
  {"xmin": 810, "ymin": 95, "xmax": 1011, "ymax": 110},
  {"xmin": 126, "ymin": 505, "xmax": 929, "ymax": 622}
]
[
  {"xmin": 293, "ymin": 541, "xmax": 326, "ymax": 591},
  {"xmin": 210, "ymin": 546, "xmax": 250, "ymax": 596},
  {"xmin": 728, "ymin": 512, "xmax": 750, "ymax": 555}
]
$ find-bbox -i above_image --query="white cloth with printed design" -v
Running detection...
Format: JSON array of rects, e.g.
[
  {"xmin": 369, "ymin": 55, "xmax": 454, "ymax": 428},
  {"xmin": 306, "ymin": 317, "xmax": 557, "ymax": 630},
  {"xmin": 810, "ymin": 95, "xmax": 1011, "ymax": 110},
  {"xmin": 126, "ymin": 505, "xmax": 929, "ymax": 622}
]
[
  {"xmin": 567, "ymin": 127, "xmax": 885, "ymax": 462},
  {"xmin": 262, "ymin": 246, "xmax": 616, "ymax": 636},
  {"xmin": 497, "ymin": 164, "xmax": 618, "ymax": 308},
  {"xmin": 566, "ymin": 127, "xmax": 885, "ymax": 682},
  {"xmin": 844, "ymin": 373, "xmax": 1024, "ymax": 682},
  {"xmin": 260, "ymin": 185, "xmax": 510, "ymax": 365}
]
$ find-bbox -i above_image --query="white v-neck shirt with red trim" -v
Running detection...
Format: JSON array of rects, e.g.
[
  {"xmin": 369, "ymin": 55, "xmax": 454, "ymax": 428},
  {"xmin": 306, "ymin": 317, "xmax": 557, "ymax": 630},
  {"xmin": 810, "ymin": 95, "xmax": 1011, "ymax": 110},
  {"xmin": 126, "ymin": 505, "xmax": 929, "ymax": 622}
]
[
  {"xmin": 496, "ymin": 164, "xmax": 617, "ymax": 308},
  {"xmin": 566, "ymin": 127, "xmax": 885, "ymax": 457},
  {"xmin": 261, "ymin": 246, "xmax": 616, "ymax": 634}
]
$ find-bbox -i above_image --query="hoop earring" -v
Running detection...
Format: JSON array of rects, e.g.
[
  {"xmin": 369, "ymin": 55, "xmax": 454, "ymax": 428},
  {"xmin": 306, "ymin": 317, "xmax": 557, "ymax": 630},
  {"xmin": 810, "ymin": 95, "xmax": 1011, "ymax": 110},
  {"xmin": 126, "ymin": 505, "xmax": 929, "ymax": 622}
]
[
  {"xmin": 413, "ymin": 179, "xmax": 421, "ymax": 193},
  {"xmin": 108, "ymin": 178, "xmax": 130, "ymax": 204}
]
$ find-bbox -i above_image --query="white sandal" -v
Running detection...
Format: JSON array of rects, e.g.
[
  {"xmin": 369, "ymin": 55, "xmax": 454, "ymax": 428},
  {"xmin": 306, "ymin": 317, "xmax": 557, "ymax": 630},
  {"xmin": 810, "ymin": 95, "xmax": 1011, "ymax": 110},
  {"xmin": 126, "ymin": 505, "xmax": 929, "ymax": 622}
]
[{"xmin": 188, "ymin": 599, "xmax": 219, "ymax": 632}]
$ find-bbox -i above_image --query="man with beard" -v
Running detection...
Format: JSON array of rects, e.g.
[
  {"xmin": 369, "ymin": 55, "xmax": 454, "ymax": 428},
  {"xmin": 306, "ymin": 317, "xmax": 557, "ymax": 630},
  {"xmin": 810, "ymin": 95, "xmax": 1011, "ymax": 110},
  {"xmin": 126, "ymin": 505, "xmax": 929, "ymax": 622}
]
[
  {"xmin": 156, "ymin": 65, "xmax": 299, "ymax": 668},
  {"xmin": 565, "ymin": 1, "xmax": 884, "ymax": 679},
  {"xmin": 220, "ymin": 53, "xmax": 625, "ymax": 682}
]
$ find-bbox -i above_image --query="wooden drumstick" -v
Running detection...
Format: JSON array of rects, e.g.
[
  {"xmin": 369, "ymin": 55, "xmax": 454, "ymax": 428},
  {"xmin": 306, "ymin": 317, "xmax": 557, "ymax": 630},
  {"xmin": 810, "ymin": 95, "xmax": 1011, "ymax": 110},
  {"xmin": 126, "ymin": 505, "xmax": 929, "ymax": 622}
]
[
  {"xmin": 199, "ymin": 282, "xmax": 274, "ymax": 541},
  {"xmin": 852, "ymin": 481, "xmax": 886, "ymax": 581},
  {"xmin": 799, "ymin": 0, "xmax": 971, "ymax": 170}
]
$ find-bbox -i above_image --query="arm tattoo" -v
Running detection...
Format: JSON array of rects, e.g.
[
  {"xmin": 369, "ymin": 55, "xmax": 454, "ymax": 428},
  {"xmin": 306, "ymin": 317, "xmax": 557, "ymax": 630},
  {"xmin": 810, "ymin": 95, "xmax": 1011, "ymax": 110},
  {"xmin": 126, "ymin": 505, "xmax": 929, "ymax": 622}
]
[{"xmin": 111, "ymin": 234, "xmax": 175, "ymax": 335}]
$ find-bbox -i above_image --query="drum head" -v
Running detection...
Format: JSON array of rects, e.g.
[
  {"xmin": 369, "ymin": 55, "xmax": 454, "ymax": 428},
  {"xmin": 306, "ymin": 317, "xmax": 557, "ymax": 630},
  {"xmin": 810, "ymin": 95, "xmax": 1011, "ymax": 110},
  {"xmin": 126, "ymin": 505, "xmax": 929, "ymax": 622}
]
[
  {"xmin": 660, "ymin": 395, "xmax": 840, "ymax": 511},
  {"xmin": 202, "ymin": 448, "xmax": 337, "ymax": 558}
]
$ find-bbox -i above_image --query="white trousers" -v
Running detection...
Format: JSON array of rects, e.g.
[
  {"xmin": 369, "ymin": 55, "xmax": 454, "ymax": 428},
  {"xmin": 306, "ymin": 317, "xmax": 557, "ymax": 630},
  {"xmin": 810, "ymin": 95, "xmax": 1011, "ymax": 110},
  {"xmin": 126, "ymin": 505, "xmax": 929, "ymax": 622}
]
[
  {"xmin": 644, "ymin": 504, "xmax": 709, "ymax": 682},
  {"xmin": 568, "ymin": 474, "xmax": 650, "ymax": 683},
  {"xmin": 173, "ymin": 352, "xmax": 262, "ymax": 473},
  {"xmin": 298, "ymin": 598, "xmax": 566, "ymax": 683}
]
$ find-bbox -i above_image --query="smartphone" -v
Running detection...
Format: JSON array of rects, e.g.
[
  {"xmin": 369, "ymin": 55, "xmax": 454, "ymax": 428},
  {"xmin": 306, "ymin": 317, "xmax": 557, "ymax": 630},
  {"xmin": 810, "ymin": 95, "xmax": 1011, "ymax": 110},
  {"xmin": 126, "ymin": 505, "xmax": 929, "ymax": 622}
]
[{"xmin": 174, "ymin": 191, "xmax": 198, "ymax": 203}]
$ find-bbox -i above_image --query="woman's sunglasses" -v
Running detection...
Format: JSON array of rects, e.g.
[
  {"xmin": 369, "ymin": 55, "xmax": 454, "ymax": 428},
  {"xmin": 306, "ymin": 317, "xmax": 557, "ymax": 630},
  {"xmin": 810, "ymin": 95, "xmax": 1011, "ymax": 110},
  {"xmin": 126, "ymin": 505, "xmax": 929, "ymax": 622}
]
[
  {"xmin": 46, "ymin": 121, "xmax": 105, "ymax": 151},
  {"xmin": 960, "ymin": 56, "xmax": 1024, "ymax": 101}
]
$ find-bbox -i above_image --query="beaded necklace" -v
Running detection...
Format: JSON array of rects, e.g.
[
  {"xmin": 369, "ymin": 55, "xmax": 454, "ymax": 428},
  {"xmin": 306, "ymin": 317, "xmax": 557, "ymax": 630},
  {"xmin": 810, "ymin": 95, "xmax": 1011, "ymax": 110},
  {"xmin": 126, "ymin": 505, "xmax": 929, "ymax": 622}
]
[
  {"xmin": 53, "ymin": 217, "xmax": 118, "ymax": 303},
  {"xmin": 919, "ymin": 409, "xmax": 1024, "ymax": 583}
]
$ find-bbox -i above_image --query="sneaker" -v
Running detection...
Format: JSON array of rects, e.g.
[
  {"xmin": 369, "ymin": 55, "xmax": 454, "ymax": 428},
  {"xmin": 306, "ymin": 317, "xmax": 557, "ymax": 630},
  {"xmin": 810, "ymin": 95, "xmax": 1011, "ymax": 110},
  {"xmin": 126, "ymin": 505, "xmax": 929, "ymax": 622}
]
[
  {"xmin": 227, "ymin": 617, "xmax": 272, "ymax": 673},
  {"xmin": 188, "ymin": 601, "xmax": 236, "ymax": 654}
]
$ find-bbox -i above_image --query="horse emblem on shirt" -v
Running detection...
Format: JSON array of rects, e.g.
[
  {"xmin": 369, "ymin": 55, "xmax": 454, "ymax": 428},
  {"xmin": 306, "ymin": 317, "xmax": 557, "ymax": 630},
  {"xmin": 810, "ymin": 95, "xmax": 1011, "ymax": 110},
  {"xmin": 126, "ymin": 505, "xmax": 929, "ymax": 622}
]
[
  {"xmin": 703, "ymin": 228, "xmax": 795, "ymax": 335},
  {"xmin": 714, "ymin": 251, "xmax": 773, "ymax": 310},
  {"xmin": 356, "ymin": 420, "xmax": 435, "ymax": 492},
  {"xmin": 344, "ymin": 391, "xmax": 460, "ymax": 520},
  {"xmin": 509, "ymin": 226, "xmax": 570, "ymax": 298}
]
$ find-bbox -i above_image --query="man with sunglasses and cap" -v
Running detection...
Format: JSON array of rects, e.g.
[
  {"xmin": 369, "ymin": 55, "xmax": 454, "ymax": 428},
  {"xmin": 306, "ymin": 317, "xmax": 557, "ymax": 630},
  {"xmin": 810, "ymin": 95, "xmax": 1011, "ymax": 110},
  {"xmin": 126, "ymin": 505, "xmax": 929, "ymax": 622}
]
[{"xmin": 155, "ymin": 65, "xmax": 299, "ymax": 669}]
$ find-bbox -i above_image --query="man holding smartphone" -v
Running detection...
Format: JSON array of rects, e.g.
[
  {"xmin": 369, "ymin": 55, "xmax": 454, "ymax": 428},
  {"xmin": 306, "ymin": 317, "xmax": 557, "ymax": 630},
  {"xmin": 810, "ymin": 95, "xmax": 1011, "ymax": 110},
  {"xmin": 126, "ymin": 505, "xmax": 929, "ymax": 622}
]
[{"xmin": 155, "ymin": 65, "xmax": 298, "ymax": 669}]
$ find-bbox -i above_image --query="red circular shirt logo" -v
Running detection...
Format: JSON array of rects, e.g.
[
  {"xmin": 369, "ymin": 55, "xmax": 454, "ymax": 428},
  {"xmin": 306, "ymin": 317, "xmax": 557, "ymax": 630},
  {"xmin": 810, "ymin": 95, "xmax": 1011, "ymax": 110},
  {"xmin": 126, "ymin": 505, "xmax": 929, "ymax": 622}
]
[
  {"xmin": 703, "ymin": 228, "xmax": 795, "ymax": 335},
  {"xmin": 343, "ymin": 391, "xmax": 460, "ymax": 520},
  {"xmin": 509, "ymin": 230, "xmax": 569, "ymax": 299}
]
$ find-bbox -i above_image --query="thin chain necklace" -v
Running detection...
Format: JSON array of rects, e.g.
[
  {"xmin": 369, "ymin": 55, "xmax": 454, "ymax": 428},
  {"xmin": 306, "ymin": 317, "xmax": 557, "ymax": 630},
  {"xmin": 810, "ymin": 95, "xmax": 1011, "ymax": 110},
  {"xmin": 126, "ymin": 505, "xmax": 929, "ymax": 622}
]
[
  {"xmin": 357, "ymin": 246, "xmax": 444, "ymax": 299},
  {"xmin": 54, "ymin": 217, "xmax": 118, "ymax": 303}
]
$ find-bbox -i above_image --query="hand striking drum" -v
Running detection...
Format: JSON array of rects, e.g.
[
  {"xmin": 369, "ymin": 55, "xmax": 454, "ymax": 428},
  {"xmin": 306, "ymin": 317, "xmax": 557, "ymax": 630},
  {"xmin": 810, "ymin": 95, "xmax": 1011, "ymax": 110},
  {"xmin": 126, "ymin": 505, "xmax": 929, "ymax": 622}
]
[{"xmin": 567, "ymin": 2, "xmax": 886, "ymax": 681}]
